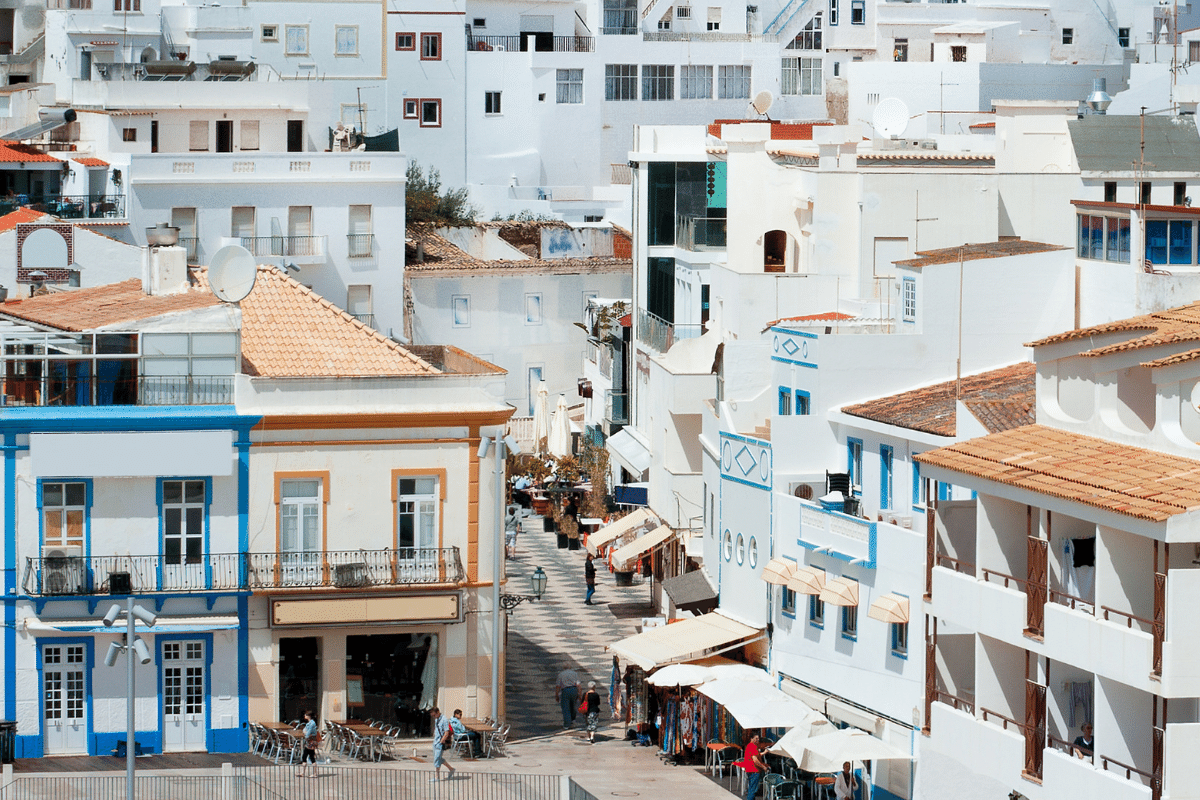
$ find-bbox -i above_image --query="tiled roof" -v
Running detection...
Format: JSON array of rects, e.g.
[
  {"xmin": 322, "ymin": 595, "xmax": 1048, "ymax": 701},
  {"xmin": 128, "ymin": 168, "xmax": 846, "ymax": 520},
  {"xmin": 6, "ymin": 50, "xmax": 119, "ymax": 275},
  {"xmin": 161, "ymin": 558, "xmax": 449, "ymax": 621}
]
[
  {"xmin": 229, "ymin": 266, "xmax": 439, "ymax": 377},
  {"xmin": 969, "ymin": 122, "xmax": 997, "ymax": 129},
  {"xmin": 914, "ymin": 425, "xmax": 1200, "ymax": 522},
  {"xmin": 0, "ymin": 207, "xmax": 49, "ymax": 233},
  {"xmin": 73, "ymin": 157, "xmax": 109, "ymax": 167},
  {"xmin": 707, "ymin": 120, "xmax": 829, "ymax": 140},
  {"xmin": 1027, "ymin": 303, "xmax": 1200, "ymax": 368},
  {"xmin": 843, "ymin": 362, "xmax": 1035, "ymax": 436},
  {"xmin": 0, "ymin": 279, "xmax": 220, "ymax": 330},
  {"xmin": 0, "ymin": 143, "xmax": 60, "ymax": 163},
  {"xmin": 780, "ymin": 312, "xmax": 855, "ymax": 323},
  {"xmin": 405, "ymin": 227, "xmax": 631, "ymax": 276},
  {"xmin": 895, "ymin": 239, "xmax": 1068, "ymax": 269}
]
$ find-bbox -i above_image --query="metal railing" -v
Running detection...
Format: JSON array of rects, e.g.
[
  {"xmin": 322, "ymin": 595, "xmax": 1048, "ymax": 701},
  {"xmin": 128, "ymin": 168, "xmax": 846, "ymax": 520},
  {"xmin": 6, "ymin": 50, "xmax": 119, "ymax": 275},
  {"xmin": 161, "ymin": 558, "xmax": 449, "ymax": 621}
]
[
  {"xmin": 240, "ymin": 235, "xmax": 326, "ymax": 258},
  {"xmin": 1049, "ymin": 588, "xmax": 1095, "ymax": 614},
  {"xmin": 931, "ymin": 689, "xmax": 974, "ymax": 716},
  {"xmin": 676, "ymin": 215, "xmax": 727, "ymax": 251},
  {"xmin": 232, "ymin": 765, "xmax": 561, "ymax": 800},
  {"xmin": 350, "ymin": 312, "xmax": 376, "ymax": 328},
  {"xmin": 981, "ymin": 707, "xmax": 1029, "ymax": 735},
  {"xmin": 178, "ymin": 236, "xmax": 200, "ymax": 263},
  {"xmin": 246, "ymin": 547, "xmax": 464, "ymax": 589},
  {"xmin": 599, "ymin": 26, "xmax": 639, "ymax": 35},
  {"xmin": 467, "ymin": 34, "xmax": 595, "ymax": 52},
  {"xmin": 605, "ymin": 390, "xmax": 629, "ymax": 425},
  {"xmin": 981, "ymin": 567, "xmax": 1027, "ymax": 591},
  {"xmin": 47, "ymin": 0, "xmax": 91, "ymax": 7},
  {"xmin": 934, "ymin": 553, "xmax": 975, "ymax": 576},
  {"xmin": 637, "ymin": 308, "xmax": 702, "ymax": 353},
  {"xmin": 347, "ymin": 233, "xmax": 374, "ymax": 258},
  {"xmin": 1049, "ymin": 732, "xmax": 1093, "ymax": 763},
  {"xmin": 0, "ymin": 194, "xmax": 125, "ymax": 219},
  {"xmin": 1100, "ymin": 605, "xmax": 1156, "ymax": 634},
  {"xmin": 644, "ymin": 31, "xmax": 780, "ymax": 42},
  {"xmin": 0, "ymin": 775, "xmax": 235, "ymax": 800},
  {"xmin": 23, "ymin": 553, "xmax": 244, "ymax": 595},
  {"xmin": 2, "ymin": 375, "xmax": 234, "ymax": 407},
  {"xmin": 1101, "ymin": 754, "xmax": 1154, "ymax": 786}
]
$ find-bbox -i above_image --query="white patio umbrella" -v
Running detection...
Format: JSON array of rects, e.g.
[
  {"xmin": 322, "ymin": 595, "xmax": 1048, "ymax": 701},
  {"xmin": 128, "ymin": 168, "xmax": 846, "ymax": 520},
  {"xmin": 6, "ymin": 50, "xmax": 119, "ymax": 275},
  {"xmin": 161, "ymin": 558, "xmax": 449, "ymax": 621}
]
[
  {"xmin": 695, "ymin": 673, "xmax": 774, "ymax": 706},
  {"xmin": 647, "ymin": 662, "xmax": 714, "ymax": 687},
  {"xmin": 722, "ymin": 693, "xmax": 824, "ymax": 730},
  {"xmin": 772, "ymin": 726, "xmax": 913, "ymax": 800},
  {"xmin": 706, "ymin": 663, "xmax": 775, "ymax": 683},
  {"xmin": 547, "ymin": 394, "xmax": 571, "ymax": 457},
  {"xmin": 531, "ymin": 381, "xmax": 550, "ymax": 454}
]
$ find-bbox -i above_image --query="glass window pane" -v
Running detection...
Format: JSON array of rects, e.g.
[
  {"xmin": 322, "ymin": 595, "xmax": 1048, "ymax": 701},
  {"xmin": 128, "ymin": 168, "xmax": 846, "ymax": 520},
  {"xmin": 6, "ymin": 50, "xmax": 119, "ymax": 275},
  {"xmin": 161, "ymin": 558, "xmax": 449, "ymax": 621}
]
[
  {"xmin": 65, "ymin": 483, "xmax": 86, "ymax": 506},
  {"xmin": 1090, "ymin": 216, "xmax": 1103, "ymax": 259},
  {"xmin": 185, "ymin": 480, "xmax": 206, "ymax": 504},
  {"xmin": 1146, "ymin": 220, "xmax": 1168, "ymax": 264},
  {"xmin": 163, "ymin": 481, "xmax": 183, "ymax": 504},
  {"xmin": 414, "ymin": 478, "xmax": 436, "ymax": 495},
  {"xmin": 165, "ymin": 507, "xmax": 182, "ymax": 537},
  {"xmin": 43, "ymin": 484, "xmax": 63, "ymax": 507},
  {"xmin": 1170, "ymin": 220, "xmax": 1193, "ymax": 264},
  {"xmin": 282, "ymin": 480, "xmax": 320, "ymax": 499}
]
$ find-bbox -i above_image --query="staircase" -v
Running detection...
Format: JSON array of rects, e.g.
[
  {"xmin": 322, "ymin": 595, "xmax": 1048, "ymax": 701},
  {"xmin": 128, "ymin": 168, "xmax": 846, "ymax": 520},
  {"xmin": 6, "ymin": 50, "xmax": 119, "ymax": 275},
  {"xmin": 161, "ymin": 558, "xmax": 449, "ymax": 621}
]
[{"xmin": 763, "ymin": 0, "xmax": 809, "ymax": 38}]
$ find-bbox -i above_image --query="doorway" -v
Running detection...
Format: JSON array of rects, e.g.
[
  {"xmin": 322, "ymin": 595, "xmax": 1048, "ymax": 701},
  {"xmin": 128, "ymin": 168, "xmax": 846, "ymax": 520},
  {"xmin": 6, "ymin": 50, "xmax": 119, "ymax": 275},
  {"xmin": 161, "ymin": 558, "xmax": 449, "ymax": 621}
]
[
  {"xmin": 287, "ymin": 120, "xmax": 304, "ymax": 153},
  {"xmin": 215, "ymin": 120, "xmax": 233, "ymax": 153},
  {"xmin": 279, "ymin": 637, "xmax": 320, "ymax": 724},
  {"xmin": 42, "ymin": 644, "xmax": 87, "ymax": 755},
  {"xmin": 345, "ymin": 633, "xmax": 437, "ymax": 738},
  {"xmin": 161, "ymin": 639, "xmax": 206, "ymax": 751}
]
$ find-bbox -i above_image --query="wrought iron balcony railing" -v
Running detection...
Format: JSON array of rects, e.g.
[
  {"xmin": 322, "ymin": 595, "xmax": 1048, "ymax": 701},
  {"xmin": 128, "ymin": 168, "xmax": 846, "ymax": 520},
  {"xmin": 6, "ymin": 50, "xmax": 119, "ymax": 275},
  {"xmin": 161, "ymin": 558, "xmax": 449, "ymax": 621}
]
[{"xmin": 246, "ymin": 548, "xmax": 464, "ymax": 589}]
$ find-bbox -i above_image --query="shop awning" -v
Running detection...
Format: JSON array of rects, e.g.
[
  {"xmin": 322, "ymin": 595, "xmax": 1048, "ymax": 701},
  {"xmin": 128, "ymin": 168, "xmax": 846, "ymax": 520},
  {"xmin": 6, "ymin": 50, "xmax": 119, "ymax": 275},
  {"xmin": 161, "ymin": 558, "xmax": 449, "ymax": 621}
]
[
  {"xmin": 762, "ymin": 557, "xmax": 797, "ymax": 586},
  {"xmin": 24, "ymin": 615, "xmax": 240, "ymax": 634},
  {"xmin": 866, "ymin": 593, "xmax": 910, "ymax": 624},
  {"xmin": 608, "ymin": 611, "xmax": 765, "ymax": 671},
  {"xmin": 609, "ymin": 524, "xmax": 675, "ymax": 565},
  {"xmin": 661, "ymin": 569, "xmax": 718, "ymax": 614},
  {"xmin": 608, "ymin": 427, "xmax": 651, "ymax": 477},
  {"xmin": 786, "ymin": 566, "xmax": 825, "ymax": 595},
  {"xmin": 587, "ymin": 507, "xmax": 656, "ymax": 554},
  {"xmin": 819, "ymin": 576, "xmax": 859, "ymax": 607}
]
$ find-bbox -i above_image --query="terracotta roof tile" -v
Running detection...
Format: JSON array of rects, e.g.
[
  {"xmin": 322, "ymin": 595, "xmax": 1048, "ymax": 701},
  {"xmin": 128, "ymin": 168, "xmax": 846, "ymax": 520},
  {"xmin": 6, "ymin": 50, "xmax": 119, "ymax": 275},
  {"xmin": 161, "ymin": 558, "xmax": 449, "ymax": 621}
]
[
  {"xmin": 896, "ymin": 239, "xmax": 1068, "ymax": 269},
  {"xmin": 0, "ymin": 279, "xmax": 220, "ymax": 330},
  {"xmin": 843, "ymin": 363, "xmax": 1035, "ymax": 436},
  {"xmin": 0, "ymin": 207, "xmax": 49, "ymax": 233},
  {"xmin": 0, "ymin": 142, "xmax": 60, "ymax": 163},
  {"xmin": 405, "ymin": 226, "xmax": 631, "ymax": 276},
  {"xmin": 1027, "ymin": 303, "xmax": 1200, "ymax": 368},
  {"xmin": 915, "ymin": 425, "xmax": 1200, "ymax": 522},
  {"xmin": 73, "ymin": 157, "xmax": 109, "ymax": 167}
]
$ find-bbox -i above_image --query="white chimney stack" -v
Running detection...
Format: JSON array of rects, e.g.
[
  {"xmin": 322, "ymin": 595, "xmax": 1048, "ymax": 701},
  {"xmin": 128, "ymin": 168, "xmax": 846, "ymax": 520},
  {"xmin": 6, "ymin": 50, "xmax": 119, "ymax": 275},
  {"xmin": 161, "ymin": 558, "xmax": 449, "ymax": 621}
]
[{"xmin": 144, "ymin": 245, "xmax": 188, "ymax": 296}]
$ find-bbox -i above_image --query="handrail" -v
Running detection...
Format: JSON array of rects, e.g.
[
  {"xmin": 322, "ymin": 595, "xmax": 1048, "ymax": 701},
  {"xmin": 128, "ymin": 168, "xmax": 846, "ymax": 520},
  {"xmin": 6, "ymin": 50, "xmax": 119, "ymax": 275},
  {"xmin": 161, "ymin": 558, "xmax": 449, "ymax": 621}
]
[
  {"xmin": 981, "ymin": 707, "xmax": 1029, "ymax": 734},
  {"xmin": 934, "ymin": 553, "xmax": 975, "ymax": 575},
  {"xmin": 1100, "ymin": 754, "xmax": 1153, "ymax": 784},
  {"xmin": 931, "ymin": 690, "xmax": 974, "ymax": 716},
  {"xmin": 981, "ymin": 567, "xmax": 1027, "ymax": 591},
  {"xmin": 1100, "ymin": 605, "xmax": 1156, "ymax": 633},
  {"xmin": 1049, "ymin": 733, "xmax": 1093, "ymax": 763},
  {"xmin": 1048, "ymin": 588, "xmax": 1095, "ymax": 614}
]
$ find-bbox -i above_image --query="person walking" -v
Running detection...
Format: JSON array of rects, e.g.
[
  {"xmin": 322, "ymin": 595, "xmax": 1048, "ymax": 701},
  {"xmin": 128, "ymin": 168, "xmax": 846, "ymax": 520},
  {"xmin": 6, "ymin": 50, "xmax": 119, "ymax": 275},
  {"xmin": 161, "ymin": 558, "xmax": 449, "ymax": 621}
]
[
  {"xmin": 429, "ymin": 707, "xmax": 457, "ymax": 782},
  {"xmin": 583, "ymin": 681, "xmax": 602, "ymax": 743},
  {"xmin": 585, "ymin": 553, "xmax": 598, "ymax": 605},
  {"xmin": 555, "ymin": 665, "xmax": 580, "ymax": 729},
  {"xmin": 297, "ymin": 710, "xmax": 318, "ymax": 778}
]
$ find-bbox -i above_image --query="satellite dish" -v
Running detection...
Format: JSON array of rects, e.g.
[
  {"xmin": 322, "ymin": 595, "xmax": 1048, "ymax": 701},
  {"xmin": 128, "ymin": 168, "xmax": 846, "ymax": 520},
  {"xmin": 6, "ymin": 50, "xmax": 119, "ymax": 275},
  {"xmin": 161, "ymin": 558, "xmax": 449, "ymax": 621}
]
[
  {"xmin": 872, "ymin": 97, "xmax": 910, "ymax": 139},
  {"xmin": 751, "ymin": 90, "xmax": 774, "ymax": 117},
  {"xmin": 207, "ymin": 245, "xmax": 257, "ymax": 303}
]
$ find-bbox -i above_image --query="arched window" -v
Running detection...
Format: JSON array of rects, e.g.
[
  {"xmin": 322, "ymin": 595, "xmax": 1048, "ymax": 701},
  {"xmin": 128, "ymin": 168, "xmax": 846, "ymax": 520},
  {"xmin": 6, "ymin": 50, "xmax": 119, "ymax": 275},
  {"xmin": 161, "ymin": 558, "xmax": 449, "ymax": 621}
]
[{"xmin": 764, "ymin": 229, "xmax": 787, "ymax": 272}]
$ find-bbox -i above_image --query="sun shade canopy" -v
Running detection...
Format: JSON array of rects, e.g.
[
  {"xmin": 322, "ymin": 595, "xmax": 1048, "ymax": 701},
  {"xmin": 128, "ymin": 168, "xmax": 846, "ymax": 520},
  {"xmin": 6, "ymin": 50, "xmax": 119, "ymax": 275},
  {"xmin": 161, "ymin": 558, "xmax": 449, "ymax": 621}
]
[
  {"xmin": 608, "ymin": 612, "xmax": 764, "ymax": 671},
  {"xmin": 818, "ymin": 576, "xmax": 859, "ymax": 607},
  {"xmin": 867, "ymin": 593, "xmax": 910, "ymax": 624}
]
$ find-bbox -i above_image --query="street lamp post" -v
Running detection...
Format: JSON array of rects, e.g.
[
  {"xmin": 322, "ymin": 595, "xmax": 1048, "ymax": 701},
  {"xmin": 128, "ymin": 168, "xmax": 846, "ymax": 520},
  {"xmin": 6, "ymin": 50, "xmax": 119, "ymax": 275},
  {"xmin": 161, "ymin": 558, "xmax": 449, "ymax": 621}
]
[{"xmin": 102, "ymin": 598, "xmax": 157, "ymax": 800}]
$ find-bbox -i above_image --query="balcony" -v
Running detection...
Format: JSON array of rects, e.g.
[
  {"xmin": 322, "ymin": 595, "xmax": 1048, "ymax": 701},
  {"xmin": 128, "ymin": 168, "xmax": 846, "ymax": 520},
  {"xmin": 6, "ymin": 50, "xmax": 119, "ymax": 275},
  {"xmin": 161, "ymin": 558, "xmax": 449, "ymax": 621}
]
[
  {"xmin": 240, "ymin": 235, "xmax": 327, "ymax": 261},
  {"xmin": 676, "ymin": 215, "xmax": 727, "ymax": 251},
  {"xmin": 247, "ymin": 548, "xmax": 464, "ymax": 591},
  {"xmin": 350, "ymin": 312, "xmax": 376, "ymax": 329},
  {"xmin": 2, "ymin": 374, "xmax": 234, "ymax": 408},
  {"xmin": 347, "ymin": 233, "xmax": 374, "ymax": 258},
  {"xmin": 178, "ymin": 236, "xmax": 200, "ymax": 264},
  {"xmin": 467, "ymin": 34, "xmax": 595, "ymax": 52},
  {"xmin": 605, "ymin": 389, "xmax": 629, "ymax": 426},
  {"xmin": 23, "ymin": 547, "xmax": 466, "ymax": 596},
  {"xmin": 0, "ymin": 194, "xmax": 125, "ymax": 219},
  {"xmin": 24, "ymin": 553, "xmax": 243, "ymax": 595},
  {"xmin": 637, "ymin": 308, "xmax": 702, "ymax": 353}
]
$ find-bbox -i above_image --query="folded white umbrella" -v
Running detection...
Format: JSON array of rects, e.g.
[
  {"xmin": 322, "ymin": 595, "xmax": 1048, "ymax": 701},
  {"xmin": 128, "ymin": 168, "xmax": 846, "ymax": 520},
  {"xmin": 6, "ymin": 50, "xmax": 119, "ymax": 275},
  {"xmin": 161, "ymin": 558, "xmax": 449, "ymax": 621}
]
[
  {"xmin": 723, "ymin": 693, "xmax": 824, "ymax": 730},
  {"xmin": 647, "ymin": 662, "xmax": 713, "ymax": 687},
  {"xmin": 548, "ymin": 394, "xmax": 571, "ymax": 457},
  {"xmin": 532, "ymin": 382, "xmax": 550, "ymax": 454},
  {"xmin": 775, "ymin": 727, "xmax": 913, "ymax": 774}
]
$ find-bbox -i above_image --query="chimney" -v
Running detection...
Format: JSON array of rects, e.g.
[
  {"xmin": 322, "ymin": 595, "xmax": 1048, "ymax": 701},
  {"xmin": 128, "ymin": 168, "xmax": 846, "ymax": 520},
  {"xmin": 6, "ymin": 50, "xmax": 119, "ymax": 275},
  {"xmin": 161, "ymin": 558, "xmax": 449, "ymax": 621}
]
[{"xmin": 143, "ymin": 223, "xmax": 188, "ymax": 295}]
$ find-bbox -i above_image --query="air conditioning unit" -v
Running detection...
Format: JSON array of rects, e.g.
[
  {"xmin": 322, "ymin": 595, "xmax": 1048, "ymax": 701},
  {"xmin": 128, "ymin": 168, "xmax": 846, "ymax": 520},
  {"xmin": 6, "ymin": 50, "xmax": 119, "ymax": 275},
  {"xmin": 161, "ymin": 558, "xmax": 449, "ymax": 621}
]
[
  {"xmin": 42, "ymin": 546, "xmax": 84, "ymax": 595},
  {"xmin": 333, "ymin": 562, "xmax": 369, "ymax": 588},
  {"xmin": 675, "ymin": 5, "xmax": 692, "ymax": 18}
]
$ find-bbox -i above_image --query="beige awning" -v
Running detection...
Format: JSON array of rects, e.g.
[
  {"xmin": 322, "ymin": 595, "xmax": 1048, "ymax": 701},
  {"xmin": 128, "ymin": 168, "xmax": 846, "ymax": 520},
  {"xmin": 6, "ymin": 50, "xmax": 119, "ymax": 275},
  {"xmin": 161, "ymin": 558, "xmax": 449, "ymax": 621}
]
[
  {"xmin": 610, "ymin": 524, "xmax": 675, "ymax": 564},
  {"xmin": 819, "ymin": 576, "xmax": 859, "ymax": 607},
  {"xmin": 867, "ymin": 593, "xmax": 910, "ymax": 624},
  {"xmin": 761, "ymin": 557, "xmax": 797, "ymax": 586},
  {"xmin": 587, "ymin": 508, "xmax": 655, "ymax": 554},
  {"xmin": 786, "ymin": 566, "xmax": 825, "ymax": 595},
  {"xmin": 608, "ymin": 611, "xmax": 764, "ymax": 671}
]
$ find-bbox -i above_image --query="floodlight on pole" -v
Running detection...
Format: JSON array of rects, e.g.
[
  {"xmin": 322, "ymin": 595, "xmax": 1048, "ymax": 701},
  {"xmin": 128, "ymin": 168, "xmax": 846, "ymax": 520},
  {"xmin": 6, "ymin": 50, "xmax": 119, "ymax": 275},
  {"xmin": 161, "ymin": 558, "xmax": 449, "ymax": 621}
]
[{"xmin": 98, "ymin": 598, "xmax": 157, "ymax": 800}]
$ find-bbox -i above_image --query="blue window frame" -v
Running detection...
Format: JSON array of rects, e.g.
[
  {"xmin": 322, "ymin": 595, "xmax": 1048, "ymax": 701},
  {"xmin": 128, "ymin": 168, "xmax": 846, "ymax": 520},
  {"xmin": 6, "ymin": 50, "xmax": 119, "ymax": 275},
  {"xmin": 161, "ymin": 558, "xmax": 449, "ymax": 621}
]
[
  {"xmin": 779, "ymin": 386, "xmax": 793, "ymax": 415},
  {"xmin": 809, "ymin": 593, "xmax": 824, "ymax": 627},
  {"xmin": 912, "ymin": 458, "xmax": 923, "ymax": 507},
  {"xmin": 847, "ymin": 438, "xmax": 863, "ymax": 490},
  {"xmin": 782, "ymin": 586, "xmax": 797, "ymax": 616},
  {"xmin": 157, "ymin": 478, "xmax": 212, "ymax": 590},
  {"xmin": 880, "ymin": 445, "xmax": 893, "ymax": 510},
  {"xmin": 850, "ymin": 0, "xmax": 864, "ymax": 24},
  {"xmin": 1170, "ymin": 220, "xmax": 1193, "ymax": 265},
  {"xmin": 891, "ymin": 620, "xmax": 908, "ymax": 657},
  {"xmin": 795, "ymin": 389, "xmax": 811, "ymax": 415},
  {"xmin": 938, "ymin": 482, "xmax": 953, "ymax": 501},
  {"xmin": 841, "ymin": 605, "xmax": 857, "ymax": 639},
  {"xmin": 1146, "ymin": 220, "xmax": 1168, "ymax": 265}
]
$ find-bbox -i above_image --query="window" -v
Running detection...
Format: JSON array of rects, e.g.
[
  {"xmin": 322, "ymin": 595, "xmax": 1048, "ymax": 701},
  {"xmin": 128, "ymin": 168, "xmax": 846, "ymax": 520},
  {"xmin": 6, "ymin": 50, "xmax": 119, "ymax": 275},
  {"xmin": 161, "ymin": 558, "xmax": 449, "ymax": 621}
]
[
  {"xmin": 722, "ymin": 529, "xmax": 733, "ymax": 561},
  {"xmin": 473, "ymin": 18, "xmax": 486, "ymax": 28},
  {"xmin": 113, "ymin": 0, "xmax": 139, "ymax": 10},
  {"xmin": 841, "ymin": 604, "xmax": 857, "ymax": 639},
  {"xmin": 348, "ymin": 204, "xmax": 372, "ymax": 257},
  {"xmin": 642, "ymin": 64, "xmax": 674, "ymax": 101},
  {"xmin": 556, "ymin": 69, "xmax": 583, "ymax": 104},
  {"xmin": 789, "ymin": 16, "xmax": 821, "ymax": 49},
  {"xmin": 188, "ymin": 120, "xmax": 208, "ymax": 151},
  {"xmin": 809, "ymin": 578, "xmax": 825, "ymax": 627},
  {"xmin": 1061, "ymin": 28, "xmax": 1073, "ymax": 45},
  {"xmin": 280, "ymin": 479, "xmax": 322, "ymax": 557},
  {"xmin": 403, "ymin": 99, "xmax": 418, "ymax": 119},
  {"xmin": 796, "ymin": 390, "xmax": 810, "ymax": 415},
  {"xmin": 606, "ymin": 64, "xmax": 638, "ymax": 100},
  {"xmin": 240, "ymin": 120, "xmax": 259, "ymax": 151},
  {"xmin": 782, "ymin": 585, "xmax": 797, "ymax": 615},
  {"xmin": 452, "ymin": 295, "xmax": 470, "ymax": 326},
  {"xmin": 1141, "ymin": 182, "xmax": 1152, "ymax": 204},
  {"xmin": 718, "ymin": 65, "xmax": 751, "ymax": 99},
  {"xmin": 336, "ymin": 25, "xmax": 358, "ymax": 55},
  {"xmin": 734, "ymin": 533, "xmax": 745, "ymax": 565},
  {"xmin": 911, "ymin": 458, "xmax": 923, "ymax": 507},
  {"xmin": 397, "ymin": 477, "xmax": 438, "ymax": 550},
  {"xmin": 603, "ymin": 0, "xmax": 638, "ymax": 33},
  {"xmin": 951, "ymin": 45, "xmax": 967, "ymax": 62},
  {"xmin": 285, "ymin": 25, "xmax": 309, "ymax": 55},
  {"xmin": 1170, "ymin": 220, "xmax": 1193, "ymax": 265},
  {"xmin": 891, "ymin": 621, "xmax": 908, "ymax": 656},
  {"xmin": 485, "ymin": 91, "xmax": 502, "ymax": 114},
  {"xmin": 680, "ymin": 65, "xmax": 712, "ymax": 99},
  {"xmin": 850, "ymin": 0, "xmax": 864, "ymax": 24},
  {"xmin": 894, "ymin": 38, "xmax": 908, "ymax": 62},
  {"xmin": 261, "ymin": 24, "xmax": 278, "ymax": 42},
  {"xmin": 525, "ymin": 293, "xmax": 543, "ymax": 324},
  {"xmin": 833, "ymin": 61, "xmax": 839, "ymax": 76},
  {"xmin": 122, "ymin": 127, "xmax": 137, "ymax": 142},
  {"xmin": 707, "ymin": 6, "xmax": 721, "ymax": 29},
  {"xmin": 1104, "ymin": 181, "xmax": 1117, "ymax": 202},
  {"xmin": 1078, "ymin": 215, "xmax": 1130, "ymax": 263},
  {"xmin": 829, "ymin": 0, "xmax": 838, "ymax": 25},
  {"xmin": 231, "ymin": 206, "xmax": 255, "ymax": 238},
  {"xmin": 880, "ymin": 445, "xmax": 894, "ymax": 510},
  {"xmin": 396, "ymin": 32, "xmax": 415, "ymax": 51},
  {"xmin": 41, "ymin": 482, "xmax": 87, "ymax": 550},
  {"xmin": 748, "ymin": 536, "xmax": 757, "ymax": 568},
  {"xmin": 848, "ymin": 438, "xmax": 863, "ymax": 490},
  {"xmin": 781, "ymin": 57, "xmax": 821, "ymax": 95},
  {"xmin": 902, "ymin": 278, "xmax": 916, "ymax": 321},
  {"xmin": 658, "ymin": 18, "xmax": 672, "ymax": 30},
  {"xmin": 1118, "ymin": 27, "xmax": 1130, "ymax": 48},
  {"xmin": 420, "ymin": 99, "xmax": 441, "ymax": 127},
  {"xmin": 421, "ymin": 33, "xmax": 441, "ymax": 60},
  {"xmin": 346, "ymin": 285, "xmax": 372, "ymax": 322},
  {"xmin": 1176, "ymin": 181, "xmax": 1187, "ymax": 206},
  {"xmin": 675, "ymin": 5, "xmax": 692, "ymax": 18},
  {"xmin": 779, "ymin": 387, "xmax": 792, "ymax": 415},
  {"xmin": 162, "ymin": 479, "xmax": 205, "ymax": 565}
]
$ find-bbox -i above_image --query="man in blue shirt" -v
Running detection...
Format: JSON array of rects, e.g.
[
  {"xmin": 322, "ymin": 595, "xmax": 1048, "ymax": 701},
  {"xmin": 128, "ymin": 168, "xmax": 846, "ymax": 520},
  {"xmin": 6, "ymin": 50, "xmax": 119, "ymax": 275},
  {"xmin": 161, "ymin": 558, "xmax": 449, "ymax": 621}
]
[{"xmin": 430, "ymin": 707, "xmax": 457, "ymax": 781}]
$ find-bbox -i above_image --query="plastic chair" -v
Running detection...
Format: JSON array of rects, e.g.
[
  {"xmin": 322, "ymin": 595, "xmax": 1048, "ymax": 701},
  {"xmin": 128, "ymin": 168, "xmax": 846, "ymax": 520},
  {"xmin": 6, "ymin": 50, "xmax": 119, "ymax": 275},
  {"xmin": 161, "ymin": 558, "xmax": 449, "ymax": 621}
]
[
  {"xmin": 763, "ymin": 773, "xmax": 784, "ymax": 800},
  {"xmin": 713, "ymin": 746, "xmax": 742, "ymax": 779},
  {"xmin": 774, "ymin": 780, "xmax": 799, "ymax": 800}
]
